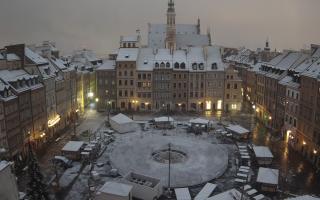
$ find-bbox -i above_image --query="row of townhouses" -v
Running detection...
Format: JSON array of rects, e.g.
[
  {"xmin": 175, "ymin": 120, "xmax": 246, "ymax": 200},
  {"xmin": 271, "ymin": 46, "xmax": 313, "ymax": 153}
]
[
  {"xmin": 96, "ymin": 0, "xmax": 243, "ymax": 113},
  {"xmin": 0, "ymin": 42, "xmax": 99, "ymax": 161},
  {"xmin": 227, "ymin": 44, "xmax": 320, "ymax": 170}
]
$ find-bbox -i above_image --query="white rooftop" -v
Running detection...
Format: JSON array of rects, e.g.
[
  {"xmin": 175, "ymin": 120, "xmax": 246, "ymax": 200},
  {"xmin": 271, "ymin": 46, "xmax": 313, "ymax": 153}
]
[
  {"xmin": 25, "ymin": 47, "xmax": 48, "ymax": 65},
  {"xmin": 154, "ymin": 116, "xmax": 174, "ymax": 122},
  {"xmin": 6, "ymin": 53, "xmax": 20, "ymax": 61},
  {"xmin": 253, "ymin": 146, "xmax": 273, "ymax": 158},
  {"xmin": 0, "ymin": 160, "xmax": 9, "ymax": 171},
  {"xmin": 207, "ymin": 189, "xmax": 244, "ymax": 200},
  {"xmin": 189, "ymin": 118, "xmax": 209, "ymax": 125},
  {"xmin": 175, "ymin": 188, "xmax": 191, "ymax": 200},
  {"xmin": 97, "ymin": 181, "xmax": 132, "ymax": 197},
  {"xmin": 194, "ymin": 183, "xmax": 217, "ymax": 200},
  {"xmin": 117, "ymin": 48, "xmax": 139, "ymax": 62},
  {"xmin": 121, "ymin": 35, "xmax": 139, "ymax": 42},
  {"xmin": 62, "ymin": 141, "xmax": 84, "ymax": 152},
  {"xmin": 286, "ymin": 195, "xmax": 320, "ymax": 200},
  {"xmin": 111, "ymin": 113, "xmax": 134, "ymax": 124},
  {"xmin": 97, "ymin": 60, "xmax": 116, "ymax": 70},
  {"xmin": 226, "ymin": 125, "xmax": 250, "ymax": 134},
  {"xmin": 256, "ymin": 167, "xmax": 279, "ymax": 185}
]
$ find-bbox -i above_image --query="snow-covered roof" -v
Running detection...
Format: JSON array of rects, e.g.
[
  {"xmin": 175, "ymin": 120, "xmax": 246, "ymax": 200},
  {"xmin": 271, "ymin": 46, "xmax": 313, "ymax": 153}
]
[
  {"xmin": 253, "ymin": 194, "xmax": 266, "ymax": 200},
  {"xmin": 286, "ymin": 195, "xmax": 320, "ymax": 200},
  {"xmin": 206, "ymin": 46, "xmax": 226, "ymax": 71},
  {"xmin": 121, "ymin": 35, "xmax": 139, "ymax": 42},
  {"xmin": 25, "ymin": 47, "xmax": 48, "ymax": 65},
  {"xmin": 189, "ymin": 118, "xmax": 209, "ymax": 125},
  {"xmin": 97, "ymin": 60, "xmax": 116, "ymax": 71},
  {"xmin": 117, "ymin": 48, "xmax": 139, "ymax": 62},
  {"xmin": 6, "ymin": 53, "xmax": 20, "ymax": 61},
  {"xmin": 154, "ymin": 49, "xmax": 172, "ymax": 62},
  {"xmin": 154, "ymin": 116, "xmax": 174, "ymax": 122},
  {"xmin": 226, "ymin": 125, "xmax": 250, "ymax": 134},
  {"xmin": 301, "ymin": 57, "xmax": 320, "ymax": 79},
  {"xmin": 111, "ymin": 113, "xmax": 133, "ymax": 124},
  {"xmin": 0, "ymin": 69, "xmax": 38, "ymax": 83},
  {"xmin": 194, "ymin": 183, "xmax": 217, "ymax": 200},
  {"xmin": 253, "ymin": 146, "xmax": 273, "ymax": 158},
  {"xmin": 256, "ymin": 167, "xmax": 279, "ymax": 185},
  {"xmin": 174, "ymin": 188, "xmax": 191, "ymax": 200},
  {"xmin": 62, "ymin": 141, "xmax": 84, "ymax": 152},
  {"xmin": 207, "ymin": 189, "xmax": 244, "ymax": 200},
  {"xmin": 50, "ymin": 58, "xmax": 67, "ymax": 70},
  {"xmin": 97, "ymin": 181, "xmax": 132, "ymax": 197},
  {"xmin": 137, "ymin": 48, "xmax": 154, "ymax": 71},
  {"xmin": 312, "ymin": 47, "xmax": 320, "ymax": 58},
  {"xmin": 148, "ymin": 24, "xmax": 209, "ymax": 49}
]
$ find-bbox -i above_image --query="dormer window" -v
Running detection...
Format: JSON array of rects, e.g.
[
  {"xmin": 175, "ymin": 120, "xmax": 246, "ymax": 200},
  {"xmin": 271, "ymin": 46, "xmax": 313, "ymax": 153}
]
[
  {"xmin": 192, "ymin": 63, "xmax": 197, "ymax": 70},
  {"xmin": 125, "ymin": 55, "xmax": 130, "ymax": 59},
  {"xmin": 160, "ymin": 62, "xmax": 165, "ymax": 68},
  {"xmin": 199, "ymin": 63, "xmax": 204, "ymax": 70},
  {"xmin": 212, "ymin": 63, "xmax": 218, "ymax": 70},
  {"xmin": 166, "ymin": 62, "xmax": 170, "ymax": 68},
  {"xmin": 155, "ymin": 62, "xmax": 159, "ymax": 68},
  {"xmin": 143, "ymin": 60, "xmax": 148, "ymax": 65},
  {"xmin": 180, "ymin": 63, "xmax": 186, "ymax": 69},
  {"xmin": 174, "ymin": 62, "xmax": 179, "ymax": 69}
]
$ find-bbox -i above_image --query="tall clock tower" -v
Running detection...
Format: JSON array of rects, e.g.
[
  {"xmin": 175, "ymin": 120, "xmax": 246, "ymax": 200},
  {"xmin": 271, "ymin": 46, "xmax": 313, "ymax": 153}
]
[{"xmin": 166, "ymin": 0, "xmax": 176, "ymax": 53}]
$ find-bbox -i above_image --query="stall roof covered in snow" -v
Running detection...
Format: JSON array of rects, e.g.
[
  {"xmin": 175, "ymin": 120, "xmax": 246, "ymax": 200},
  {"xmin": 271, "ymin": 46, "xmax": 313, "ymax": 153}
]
[
  {"xmin": 194, "ymin": 183, "xmax": 217, "ymax": 200},
  {"xmin": 226, "ymin": 125, "xmax": 250, "ymax": 134},
  {"xmin": 175, "ymin": 188, "xmax": 191, "ymax": 200},
  {"xmin": 154, "ymin": 116, "xmax": 174, "ymax": 122},
  {"xmin": 111, "ymin": 113, "xmax": 133, "ymax": 124},
  {"xmin": 253, "ymin": 146, "xmax": 273, "ymax": 158},
  {"xmin": 189, "ymin": 118, "xmax": 209, "ymax": 125},
  {"xmin": 257, "ymin": 167, "xmax": 279, "ymax": 185},
  {"xmin": 62, "ymin": 141, "xmax": 84, "ymax": 152},
  {"xmin": 286, "ymin": 195, "xmax": 320, "ymax": 200},
  {"xmin": 207, "ymin": 189, "xmax": 244, "ymax": 200},
  {"xmin": 98, "ymin": 181, "xmax": 132, "ymax": 197}
]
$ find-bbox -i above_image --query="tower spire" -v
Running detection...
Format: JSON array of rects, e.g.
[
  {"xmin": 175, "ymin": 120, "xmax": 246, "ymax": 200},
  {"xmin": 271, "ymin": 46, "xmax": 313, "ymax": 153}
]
[
  {"xmin": 166, "ymin": 0, "xmax": 176, "ymax": 53},
  {"xmin": 264, "ymin": 37, "xmax": 270, "ymax": 51}
]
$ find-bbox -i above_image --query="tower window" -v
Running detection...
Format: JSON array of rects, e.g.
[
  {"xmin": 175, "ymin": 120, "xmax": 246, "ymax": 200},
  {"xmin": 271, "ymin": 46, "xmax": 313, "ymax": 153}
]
[
  {"xmin": 166, "ymin": 62, "xmax": 170, "ymax": 68},
  {"xmin": 174, "ymin": 62, "xmax": 179, "ymax": 69}
]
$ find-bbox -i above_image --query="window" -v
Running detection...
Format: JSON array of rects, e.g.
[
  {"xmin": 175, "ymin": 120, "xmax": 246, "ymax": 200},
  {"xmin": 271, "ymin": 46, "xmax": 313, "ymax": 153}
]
[
  {"xmin": 160, "ymin": 62, "xmax": 165, "ymax": 68},
  {"xmin": 166, "ymin": 62, "xmax": 170, "ymax": 68},
  {"xmin": 130, "ymin": 71, "xmax": 133, "ymax": 76},
  {"xmin": 226, "ymin": 94, "xmax": 230, "ymax": 99},
  {"xmin": 174, "ymin": 62, "xmax": 179, "ymax": 69},
  {"xmin": 124, "ymin": 90, "xmax": 128, "ymax": 97},
  {"xmin": 180, "ymin": 63, "xmax": 186, "ymax": 69},
  {"xmin": 234, "ymin": 84, "xmax": 238, "ymax": 89},
  {"xmin": 119, "ymin": 71, "xmax": 122, "ymax": 76},
  {"xmin": 212, "ymin": 63, "xmax": 217, "ymax": 70},
  {"xmin": 155, "ymin": 62, "xmax": 159, "ymax": 68},
  {"xmin": 124, "ymin": 71, "xmax": 127, "ymax": 76},
  {"xmin": 143, "ymin": 74, "xmax": 146, "ymax": 79},
  {"xmin": 119, "ymin": 80, "xmax": 122, "ymax": 85},
  {"xmin": 119, "ymin": 91, "xmax": 122, "ymax": 97},
  {"xmin": 192, "ymin": 63, "xmax": 197, "ymax": 70},
  {"xmin": 138, "ymin": 74, "xmax": 141, "ymax": 79},
  {"xmin": 227, "ymin": 84, "xmax": 230, "ymax": 89},
  {"xmin": 199, "ymin": 63, "xmax": 204, "ymax": 70},
  {"xmin": 130, "ymin": 80, "xmax": 134, "ymax": 85},
  {"xmin": 130, "ymin": 91, "xmax": 133, "ymax": 96},
  {"xmin": 124, "ymin": 80, "xmax": 127, "ymax": 86}
]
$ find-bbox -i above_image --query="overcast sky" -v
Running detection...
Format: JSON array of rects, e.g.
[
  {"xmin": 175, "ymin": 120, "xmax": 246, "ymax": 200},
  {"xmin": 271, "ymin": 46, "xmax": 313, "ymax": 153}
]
[{"xmin": 1, "ymin": 0, "xmax": 320, "ymax": 56}]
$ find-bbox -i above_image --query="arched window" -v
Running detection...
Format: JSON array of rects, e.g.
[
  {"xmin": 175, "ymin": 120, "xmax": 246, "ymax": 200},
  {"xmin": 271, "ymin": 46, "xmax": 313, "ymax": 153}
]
[
  {"xmin": 180, "ymin": 62, "xmax": 186, "ymax": 69},
  {"xmin": 160, "ymin": 62, "xmax": 165, "ymax": 68},
  {"xmin": 166, "ymin": 62, "xmax": 170, "ymax": 68},
  {"xmin": 174, "ymin": 62, "xmax": 179, "ymax": 69},
  {"xmin": 155, "ymin": 62, "xmax": 159, "ymax": 68}
]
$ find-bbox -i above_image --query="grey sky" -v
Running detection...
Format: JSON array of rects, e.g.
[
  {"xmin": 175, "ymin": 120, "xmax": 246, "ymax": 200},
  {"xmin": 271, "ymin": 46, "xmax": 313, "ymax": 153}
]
[{"xmin": 0, "ymin": 0, "xmax": 319, "ymax": 55}]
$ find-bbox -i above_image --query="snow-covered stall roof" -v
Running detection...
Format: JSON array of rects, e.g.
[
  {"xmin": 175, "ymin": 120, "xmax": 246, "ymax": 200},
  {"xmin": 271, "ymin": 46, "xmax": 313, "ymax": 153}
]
[
  {"xmin": 194, "ymin": 183, "xmax": 217, "ymax": 200},
  {"xmin": 256, "ymin": 167, "xmax": 279, "ymax": 185},
  {"xmin": 175, "ymin": 188, "xmax": 191, "ymax": 200},
  {"xmin": 62, "ymin": 141, "xmax": 84, "ymax": 152},
  {"xmin": 189, "ymin": 118, "xmax": 209, "ymax": 125},
  {"xmin": 97, "ymin": 181, "xmax": 132, "ymax": 197},
  {"xmin": 226, "ymin": 125, "xmax": 250, "ymax": 134},
  {"xmin": 154, "ymin": 116, "xmax": 174, "ymax": 122},
  {"xmin": 111, "ymin": 113, "xmax": 133, "ymax": 124},
  {"xmin": 253, "ymin": 146, "xmax": 273, "ymax": 158},
  {"xmin": 207, "ymin": 189, "xmax": 244, "ymax": 200},
  {"xmin": 286, "ymin": 195, "xmax": 320, "ymax": 200}
]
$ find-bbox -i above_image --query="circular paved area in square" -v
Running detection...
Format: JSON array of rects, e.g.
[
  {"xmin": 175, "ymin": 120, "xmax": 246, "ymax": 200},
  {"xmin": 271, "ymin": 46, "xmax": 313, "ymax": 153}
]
[{"xmin": 110, "ymin": 135, "xmax": 228, "ymax": 187}]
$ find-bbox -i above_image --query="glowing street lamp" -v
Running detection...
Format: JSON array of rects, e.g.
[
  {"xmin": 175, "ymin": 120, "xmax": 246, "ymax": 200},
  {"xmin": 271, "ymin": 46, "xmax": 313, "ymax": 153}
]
[
  {"xmin": 95, "ymin": 98, "xmax": 99, "ymax": 102},
  {"xmin": 88, "ymin": 92, "xmax": 94, "ymax": 98}
]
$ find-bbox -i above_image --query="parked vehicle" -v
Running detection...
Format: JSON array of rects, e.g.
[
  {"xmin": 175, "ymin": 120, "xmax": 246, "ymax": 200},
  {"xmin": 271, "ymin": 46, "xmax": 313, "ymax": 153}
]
[{"xmin": 52, "ymin": 156, "xmax": 73, "ymax": 169}]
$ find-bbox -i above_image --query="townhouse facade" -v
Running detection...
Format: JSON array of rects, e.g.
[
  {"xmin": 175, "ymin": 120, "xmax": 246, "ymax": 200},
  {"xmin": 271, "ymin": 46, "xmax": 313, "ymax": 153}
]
[{"xmin": 227, "ymin": 44, "xmax": 320, "ymax": 170}]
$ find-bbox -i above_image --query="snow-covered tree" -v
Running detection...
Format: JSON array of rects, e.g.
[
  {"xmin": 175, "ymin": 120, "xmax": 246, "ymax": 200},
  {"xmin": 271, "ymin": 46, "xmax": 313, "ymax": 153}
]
[{"xmin": 26, "ymin": 142, "xmax": 49, "ymax": 200}]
